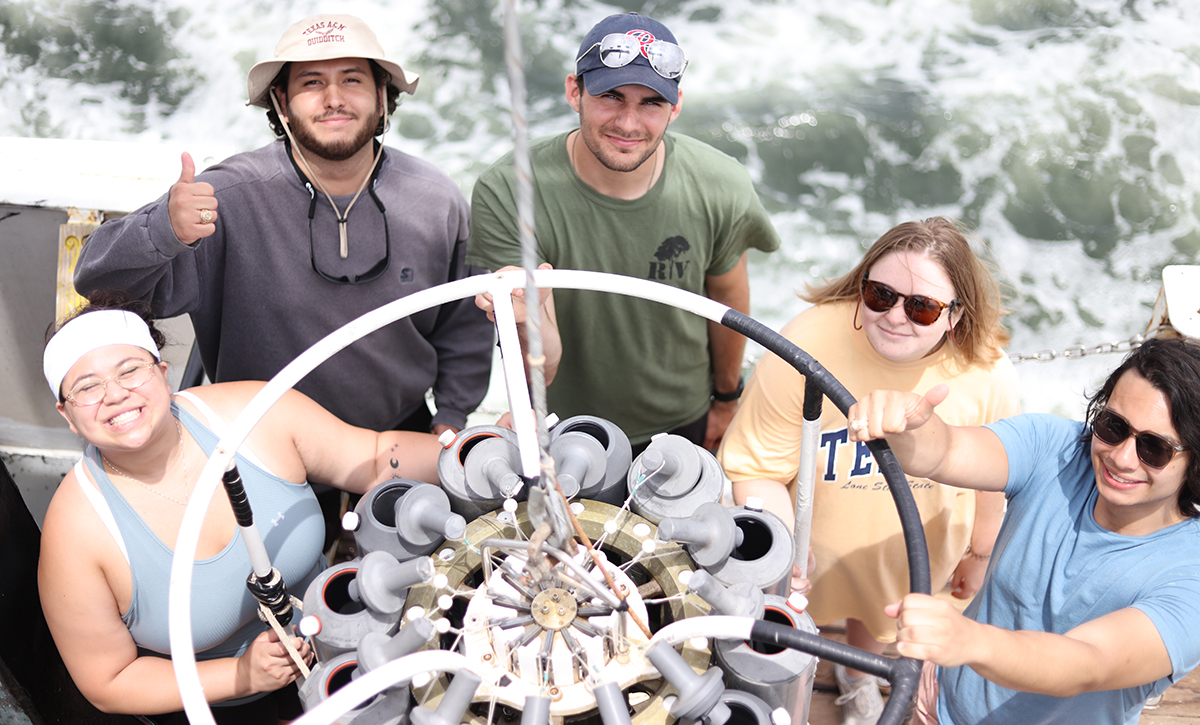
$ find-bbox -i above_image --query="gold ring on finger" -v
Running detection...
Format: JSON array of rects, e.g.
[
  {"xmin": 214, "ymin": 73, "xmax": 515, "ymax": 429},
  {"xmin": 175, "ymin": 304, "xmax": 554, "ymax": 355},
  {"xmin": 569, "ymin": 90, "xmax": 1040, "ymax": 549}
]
[{"xmin": 200, "ymin": 209, "xmax": 214, "ymax": 224}]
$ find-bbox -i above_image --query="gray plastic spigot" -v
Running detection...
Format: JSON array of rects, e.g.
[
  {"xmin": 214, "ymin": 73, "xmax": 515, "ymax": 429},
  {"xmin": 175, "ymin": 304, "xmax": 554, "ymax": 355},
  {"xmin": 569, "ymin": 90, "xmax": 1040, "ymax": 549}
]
[
  {"xmin": 479, "ymin": 450, "xmax": 523, "ymax": 498},
  {"xmin": 357, "ymin": 617, "xmax": 436, "ymax": 674},
  {"xmin": 707, "ymin": 506, "xmax": 795, "ymax": 596},
  {"xmin": 548, "ymin": 431, "xmax": 607, "ymax": 499},
  {"xmin": 548, "ymin": 415, "xmax": 632, "ymax": 504},
  {"xmin": 681, "ymin": 689, "xmax": 779, "ymax": 725},
  {"xmin": 645, "ymin": 642, "xmax": 731, "ymax": 725},
  {"xmin": 629, "ymin": 435, "xmax": 725, "ymax": 524},
  {"xmin": 657, "ymin": 502, "xmax": 741, "ymax": 568},
  {"xmin": 520, "ymin": 695, "xmax": 552, "ymax": 725},
  {"xmin": 350, "ymin": 552, "xmax": 435, "ymax": 615},
  {"xmin": 687, "ymin": 569, "xmax": 765, "ymax": 620},
  {"xmin": 464, "ymin": 435, "xmax": 524, "ymax": 500},
  {"xmin": 396, "ymin": 484, "xmax": 467, "ymax": 547},
  {"xmin": 408, "ymin": 668, "xmax": 483, "ymax": 725},
  {"xmin": 594, "ymin": 681, "xmax": 633, "ymax": 725},
  {"xmin": 637, "ymin": 447, "xmax": 679, "ymax": 480},
  {"xmin": 634, "ymin": 434, "xmax": 705, "ymax": 498},
  {"xmin": 438, "ymin": 426, "xmax": 525, "ymax": 518}
]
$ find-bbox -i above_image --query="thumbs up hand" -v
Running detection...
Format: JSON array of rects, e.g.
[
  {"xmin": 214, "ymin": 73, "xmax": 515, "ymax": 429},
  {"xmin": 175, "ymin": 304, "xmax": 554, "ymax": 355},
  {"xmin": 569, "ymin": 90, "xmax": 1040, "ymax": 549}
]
[{"xmin": 167, "ymin": 152, "xmax": 219, "ymax": 245}]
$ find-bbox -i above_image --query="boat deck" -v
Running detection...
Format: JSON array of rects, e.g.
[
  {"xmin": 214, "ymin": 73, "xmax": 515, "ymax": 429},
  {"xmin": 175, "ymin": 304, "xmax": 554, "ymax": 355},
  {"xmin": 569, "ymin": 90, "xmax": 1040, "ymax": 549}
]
[{"xmin": 808, "ymin": 624, "xmax": 1200, "ymax": 724}]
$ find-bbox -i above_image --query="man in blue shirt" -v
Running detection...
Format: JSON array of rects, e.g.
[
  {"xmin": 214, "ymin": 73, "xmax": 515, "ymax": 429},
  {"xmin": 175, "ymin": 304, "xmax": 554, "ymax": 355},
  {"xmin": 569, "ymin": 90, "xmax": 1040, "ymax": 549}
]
[{"xmin": 850, "ymin": 337, "xmax": 1200, "ymax": 725}]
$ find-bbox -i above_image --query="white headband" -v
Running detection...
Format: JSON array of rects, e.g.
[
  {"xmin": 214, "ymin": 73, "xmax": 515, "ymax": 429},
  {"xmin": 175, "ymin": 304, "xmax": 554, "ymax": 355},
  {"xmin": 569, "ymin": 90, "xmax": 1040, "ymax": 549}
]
[{"xmin": 44, "ymin": 310, "xmax": 160, "ymax": 398}]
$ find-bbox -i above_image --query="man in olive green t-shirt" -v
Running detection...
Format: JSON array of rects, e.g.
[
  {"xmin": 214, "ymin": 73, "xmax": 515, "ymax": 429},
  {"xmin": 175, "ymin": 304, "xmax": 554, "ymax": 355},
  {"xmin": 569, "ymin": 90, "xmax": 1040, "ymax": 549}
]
[{"xmin": 467, "ymin": 11, "xmax": 780, "ymax": 452}]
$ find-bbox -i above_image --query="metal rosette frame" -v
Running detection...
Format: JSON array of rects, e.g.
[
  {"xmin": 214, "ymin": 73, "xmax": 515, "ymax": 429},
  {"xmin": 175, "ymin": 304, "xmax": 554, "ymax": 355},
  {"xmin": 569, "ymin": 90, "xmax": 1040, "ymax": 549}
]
[
  {"xmin": 402, "ymin": 499, "xmax": 710, "ymax": 723},
  {"xmin": 168, "ymin": 269, "xmax": 927, "ymax": 725}
]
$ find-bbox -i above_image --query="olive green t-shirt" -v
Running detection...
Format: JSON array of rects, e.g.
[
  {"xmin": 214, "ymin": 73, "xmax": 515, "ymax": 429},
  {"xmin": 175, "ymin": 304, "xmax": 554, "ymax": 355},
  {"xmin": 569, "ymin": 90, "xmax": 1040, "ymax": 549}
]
[{"xmin": 467, "ymin": 131, "xmax": 780, "ymax": 444}]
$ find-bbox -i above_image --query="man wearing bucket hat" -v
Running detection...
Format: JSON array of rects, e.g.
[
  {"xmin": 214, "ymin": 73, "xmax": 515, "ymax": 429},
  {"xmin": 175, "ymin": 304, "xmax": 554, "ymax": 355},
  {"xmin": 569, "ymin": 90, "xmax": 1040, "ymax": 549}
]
[
  {"xmin": 75, "ymin": 14, "xmax": 493, "ymax": 442},
  {"xmin": 468, "ymin": 12, "xmax": 780, "ymax": 453}
]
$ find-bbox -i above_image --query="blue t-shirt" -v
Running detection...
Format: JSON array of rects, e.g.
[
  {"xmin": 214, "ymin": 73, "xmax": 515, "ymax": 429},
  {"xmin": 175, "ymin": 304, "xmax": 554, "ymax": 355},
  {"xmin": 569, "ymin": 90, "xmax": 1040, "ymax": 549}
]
[{"xmin": 938, "ymin": 413, "xmax": 1200, "ymax": 725}]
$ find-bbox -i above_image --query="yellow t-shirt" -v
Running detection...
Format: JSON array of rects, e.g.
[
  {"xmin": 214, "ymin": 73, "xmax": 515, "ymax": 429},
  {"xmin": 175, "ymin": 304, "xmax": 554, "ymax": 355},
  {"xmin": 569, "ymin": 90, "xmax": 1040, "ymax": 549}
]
[{"xmin": 718, "ymin": 301, "xmax": 1020, "ymax": 639}]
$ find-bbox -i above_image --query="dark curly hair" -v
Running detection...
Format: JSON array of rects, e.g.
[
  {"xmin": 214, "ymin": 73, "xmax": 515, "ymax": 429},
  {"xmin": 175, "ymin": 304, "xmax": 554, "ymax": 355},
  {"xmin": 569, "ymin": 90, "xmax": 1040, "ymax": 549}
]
[
  {"xmin": 264, "ymin": 60, "xmax": 400, "ymax": 138},
  {"xmin": 1083, "ymin": 336, "xmax": 1200, "ymax": 518},
  {"xmin": 46, "ymin": 290, "xmax": 166, "ymax": 402}
]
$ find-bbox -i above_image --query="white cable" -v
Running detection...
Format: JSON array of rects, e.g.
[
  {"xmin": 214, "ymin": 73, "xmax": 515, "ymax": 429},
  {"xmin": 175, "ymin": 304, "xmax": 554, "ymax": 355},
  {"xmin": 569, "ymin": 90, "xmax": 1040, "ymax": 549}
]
[
  {"xmin": 242, "ymin": 521, "xmax": 272, "ymax": 579},
  {"xmin": 487, "ymin": 275, "xmax": 539, "ymax": 479},
  {"xmin": 647, "ymin": 615, "xmax": 756, "ymax": 649},
  {"xmin": 517, "ymin": 269, "xmax": 730, "ymax": 323},
  {"xmin": 294, "ymin": 651, "xmax": 471, "ymax": 725},
  {"xmin": 499, "ymin": 0, "xmax": 551, "ymax": 488},
  {"xmin": 793, "ymin": 416, "xmax": 822, "ymax": 579},
  {"xmin": 168, "ymin": 270, "xmax": 733, "ymax": 723}
]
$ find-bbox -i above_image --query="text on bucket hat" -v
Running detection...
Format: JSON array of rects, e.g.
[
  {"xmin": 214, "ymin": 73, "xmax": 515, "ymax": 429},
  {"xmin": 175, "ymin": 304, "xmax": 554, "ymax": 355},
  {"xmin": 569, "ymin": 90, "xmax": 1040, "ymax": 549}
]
[
  {"xmin": 44, "ymin": 310, "xmax": 160, "ymax": 398},
  {"xmin": 574, "ymin": 13, "xmax": 684, "ymax": 105},
  {"xmin": 246, "ymin": 14, "xmax": 418, "ymax": 109}
]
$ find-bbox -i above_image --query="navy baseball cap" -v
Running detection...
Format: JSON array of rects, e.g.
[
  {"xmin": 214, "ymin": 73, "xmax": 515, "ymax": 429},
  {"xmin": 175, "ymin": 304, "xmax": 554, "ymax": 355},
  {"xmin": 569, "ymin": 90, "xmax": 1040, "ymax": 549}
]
[{"xmin": 575, "ymin": 13, "xmax": 684, "ymax": 105}]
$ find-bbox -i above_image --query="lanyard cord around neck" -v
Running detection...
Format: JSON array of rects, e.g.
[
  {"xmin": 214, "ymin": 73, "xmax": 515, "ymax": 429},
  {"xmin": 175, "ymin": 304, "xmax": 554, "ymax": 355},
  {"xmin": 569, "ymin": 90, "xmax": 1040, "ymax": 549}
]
[{"xmin": 271, "ymin": 91, "xmax": 384, "ymax": 258}]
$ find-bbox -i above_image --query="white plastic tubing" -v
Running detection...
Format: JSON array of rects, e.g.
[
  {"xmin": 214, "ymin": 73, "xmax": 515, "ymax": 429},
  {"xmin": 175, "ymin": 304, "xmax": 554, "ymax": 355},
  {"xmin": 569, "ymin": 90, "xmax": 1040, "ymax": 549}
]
[
  {"xmin": 647, "ymin": 616, "xmax": 756, "ymax": 650},
  {"xmin": 169, "ymin": 269, "xmax": 732, "ymax": 723},
  {"xmin": 793, "ymin": 416, "xmax": 822, "ymax": 579},
  {"xmin": 295, "ymin": 651, "xmax": 470, "ymax": 725},
  {"xmin": 489, "ymin": 277, "xmax": 540, "ymax": 478}
]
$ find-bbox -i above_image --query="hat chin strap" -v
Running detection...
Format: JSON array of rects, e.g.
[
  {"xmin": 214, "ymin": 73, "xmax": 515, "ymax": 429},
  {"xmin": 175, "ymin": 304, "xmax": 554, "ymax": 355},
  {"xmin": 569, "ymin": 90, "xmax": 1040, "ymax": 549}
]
[{"xmin": 271, "ymin": 89, "xmax": 384, "ymax": 259}]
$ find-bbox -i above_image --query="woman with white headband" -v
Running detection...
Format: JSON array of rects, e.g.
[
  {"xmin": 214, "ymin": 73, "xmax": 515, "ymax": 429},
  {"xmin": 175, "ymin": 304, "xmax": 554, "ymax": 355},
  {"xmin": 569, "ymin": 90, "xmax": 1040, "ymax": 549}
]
[{"xmin": 38, "ymin": 294, "xmax": 442, "ymax": 723}]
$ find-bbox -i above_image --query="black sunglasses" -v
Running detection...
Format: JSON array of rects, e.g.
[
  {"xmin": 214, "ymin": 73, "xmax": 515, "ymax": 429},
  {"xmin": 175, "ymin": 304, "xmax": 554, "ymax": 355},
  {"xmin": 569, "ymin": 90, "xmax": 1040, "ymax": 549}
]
[
  {"xmin": 306, "ymin": 181, "xmax": 390, "ymax": 285},
  {"xmin": 861, "ymin": 276, "xmax": 957, "ymax": 326},
  {"xmin": 1092, "ymin": 408, "xmax": 1188, "ymax": 469}
]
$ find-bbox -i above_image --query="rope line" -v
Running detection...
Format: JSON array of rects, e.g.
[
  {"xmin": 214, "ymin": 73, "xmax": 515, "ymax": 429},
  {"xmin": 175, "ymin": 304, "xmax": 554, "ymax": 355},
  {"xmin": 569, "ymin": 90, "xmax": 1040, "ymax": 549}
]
[{"xmin": 257, "ymin": 600, "xmax": 310, "ymax": 679}]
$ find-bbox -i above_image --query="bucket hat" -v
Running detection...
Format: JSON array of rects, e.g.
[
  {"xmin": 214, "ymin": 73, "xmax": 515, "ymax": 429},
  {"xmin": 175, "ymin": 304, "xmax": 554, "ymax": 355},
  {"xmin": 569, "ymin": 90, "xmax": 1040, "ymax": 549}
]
[{"xmin": 246, "ymin": 14, "xmax": 418, "ymax": 109}]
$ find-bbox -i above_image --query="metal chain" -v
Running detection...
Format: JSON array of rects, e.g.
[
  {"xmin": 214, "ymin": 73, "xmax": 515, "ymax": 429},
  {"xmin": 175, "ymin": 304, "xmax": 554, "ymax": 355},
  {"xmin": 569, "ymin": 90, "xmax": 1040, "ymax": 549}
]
[
  {"xmin": 1007, "ymin": 326, "xmax": 1174, "ymax": 364},
  {"xmin": 472, "ymin": 327, "xmax": 1175, "ymax": 425}
]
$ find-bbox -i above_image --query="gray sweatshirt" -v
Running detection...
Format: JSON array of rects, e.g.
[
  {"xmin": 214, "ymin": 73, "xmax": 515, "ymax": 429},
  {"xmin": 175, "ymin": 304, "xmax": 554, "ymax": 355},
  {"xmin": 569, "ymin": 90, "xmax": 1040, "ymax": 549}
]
[{"xmin": 75, "ymin": 140, "xmax": 493, "ymax": 431}]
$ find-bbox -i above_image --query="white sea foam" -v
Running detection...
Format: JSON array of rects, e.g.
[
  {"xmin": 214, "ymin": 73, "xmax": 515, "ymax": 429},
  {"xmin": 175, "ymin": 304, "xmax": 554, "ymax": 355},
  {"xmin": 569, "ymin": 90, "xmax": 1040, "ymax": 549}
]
[{"xmin": 3, "ymin": 0, "xmax": 1196, "ymax": 418}]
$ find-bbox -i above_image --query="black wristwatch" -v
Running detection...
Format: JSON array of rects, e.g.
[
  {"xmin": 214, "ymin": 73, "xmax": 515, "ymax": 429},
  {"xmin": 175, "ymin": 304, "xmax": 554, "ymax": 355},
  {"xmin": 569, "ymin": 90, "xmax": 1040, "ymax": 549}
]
[{"xmin": 711, "ymin": 376, "xmax": 745, "ymax": 402}]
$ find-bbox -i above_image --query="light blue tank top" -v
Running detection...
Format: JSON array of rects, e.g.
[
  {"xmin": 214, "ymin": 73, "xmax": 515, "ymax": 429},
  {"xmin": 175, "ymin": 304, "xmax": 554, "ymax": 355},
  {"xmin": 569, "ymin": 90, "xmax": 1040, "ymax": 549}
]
[{"xmin": 82, "ymin": 400, "xmax": 324, "ymax": 660}]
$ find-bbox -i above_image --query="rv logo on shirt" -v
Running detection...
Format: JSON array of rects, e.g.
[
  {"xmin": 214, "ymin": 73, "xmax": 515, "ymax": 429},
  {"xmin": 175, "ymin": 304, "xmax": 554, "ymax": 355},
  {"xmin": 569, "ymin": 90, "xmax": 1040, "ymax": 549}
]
[{"xmin": 648, "ymin": 236, "xmax": 692, "ymax": 281}]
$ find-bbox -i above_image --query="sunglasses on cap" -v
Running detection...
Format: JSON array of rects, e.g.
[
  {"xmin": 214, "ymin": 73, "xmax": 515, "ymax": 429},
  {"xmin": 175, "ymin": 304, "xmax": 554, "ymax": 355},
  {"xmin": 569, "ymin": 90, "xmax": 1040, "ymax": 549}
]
[
  {"xmin": 860, "ymin": 276, "xmax": 958, "ymax": 326},
  {"xmin": 1092, "ymin": 408, "xmax": 1188, "ymax": 469},
  {"xmin": 576, "ymin": 33, "xmax": 689, "ymax": 80}
]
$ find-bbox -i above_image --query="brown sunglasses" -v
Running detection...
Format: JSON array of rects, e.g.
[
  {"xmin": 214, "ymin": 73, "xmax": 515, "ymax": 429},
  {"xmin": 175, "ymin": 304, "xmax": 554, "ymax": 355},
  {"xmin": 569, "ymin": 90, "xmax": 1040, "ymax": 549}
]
[{"xmin": 861, "ymin": 276, "xmax": 957, "ymax": 326}]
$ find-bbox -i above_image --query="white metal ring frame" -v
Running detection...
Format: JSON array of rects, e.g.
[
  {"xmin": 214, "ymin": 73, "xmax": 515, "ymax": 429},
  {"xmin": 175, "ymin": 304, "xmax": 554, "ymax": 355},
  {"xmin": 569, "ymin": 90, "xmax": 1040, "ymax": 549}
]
[
  {"xmin": 167, "ymin": 269, "xmax": 730, "ymax": 724},
  {"xmin": 167, "ymin": 267, "xmax": 927, "ymax": 725}
]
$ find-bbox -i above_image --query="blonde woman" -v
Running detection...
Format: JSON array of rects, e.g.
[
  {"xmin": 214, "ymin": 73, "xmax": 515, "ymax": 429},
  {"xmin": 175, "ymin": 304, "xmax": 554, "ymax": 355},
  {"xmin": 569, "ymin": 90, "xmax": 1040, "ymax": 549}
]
[{"xmin": 719, "ymin": 218, "xmax": 1018, "ymax": 725}]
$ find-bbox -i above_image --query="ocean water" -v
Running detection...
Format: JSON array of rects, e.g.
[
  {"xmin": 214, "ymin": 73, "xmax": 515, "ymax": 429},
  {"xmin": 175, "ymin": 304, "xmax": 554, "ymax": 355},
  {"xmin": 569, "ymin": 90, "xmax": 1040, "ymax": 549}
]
[{"xmin": 3, "ymin": 0, "xmax": 1198, "ymax": 419}]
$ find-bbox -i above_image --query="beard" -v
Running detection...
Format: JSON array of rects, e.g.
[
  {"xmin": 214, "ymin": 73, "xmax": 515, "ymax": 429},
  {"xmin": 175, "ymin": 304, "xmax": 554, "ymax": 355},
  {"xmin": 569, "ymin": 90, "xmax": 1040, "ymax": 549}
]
[
  {"xmin": 577, "ymin": 106, "xmax": 663, "ymax": 173},
  {"xmin": 288, "ymin": 102, "xmax": 380, "ymax": 162}
]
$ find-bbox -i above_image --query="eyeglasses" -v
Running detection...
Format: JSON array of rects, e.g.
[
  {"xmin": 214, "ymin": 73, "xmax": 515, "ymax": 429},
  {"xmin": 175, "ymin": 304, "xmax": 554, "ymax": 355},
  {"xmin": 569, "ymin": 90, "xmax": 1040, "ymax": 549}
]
[
  {"xmin": 576, "ymin": 33, "xmax": 689, "ymax": 80},
  {"xmin": 65, "ymin": 361, "xmax": 158, "ymax": 406},
  {"xmin": 308, "ymin": 186, "xmax": 390, "ymax": 285},
  {"xmin": 1092, "ymin": 408, "xmax": 1188, "ymax": 469},
  {"xmin": 860, "ymin": 276, "xmax": 958, "ymax": 326}
]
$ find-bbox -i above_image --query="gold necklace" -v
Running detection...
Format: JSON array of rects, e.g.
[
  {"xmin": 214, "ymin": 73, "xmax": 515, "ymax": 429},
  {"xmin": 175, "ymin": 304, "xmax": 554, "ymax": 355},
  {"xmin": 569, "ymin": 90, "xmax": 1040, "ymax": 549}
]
[{"xmin": 103, "ymin": 418, "xmax": 191, "ymax": 506}]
